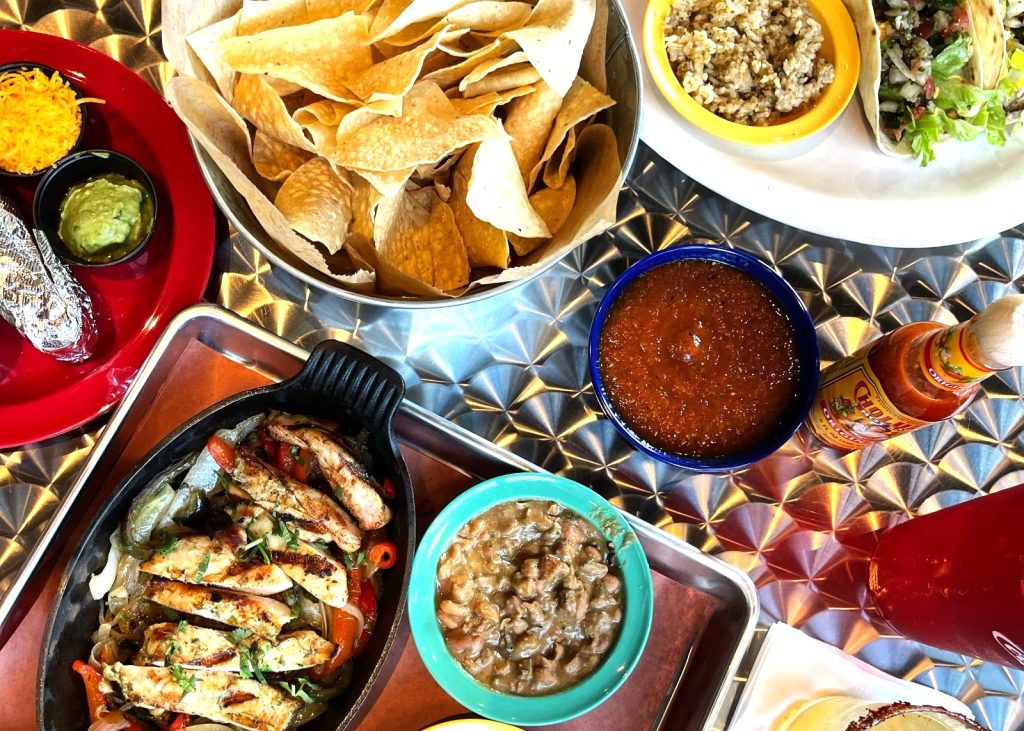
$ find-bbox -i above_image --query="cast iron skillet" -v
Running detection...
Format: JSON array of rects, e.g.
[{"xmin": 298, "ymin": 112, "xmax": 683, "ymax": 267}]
[{"xmin": 36, "ymin": 340, "xmax": 414, "ymax": 731}]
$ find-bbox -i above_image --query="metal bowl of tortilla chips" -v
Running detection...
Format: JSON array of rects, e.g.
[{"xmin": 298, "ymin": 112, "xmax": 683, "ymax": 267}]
[{"xmin": 162, "ymin": 0, "xmax": 641, "ymax": 307}]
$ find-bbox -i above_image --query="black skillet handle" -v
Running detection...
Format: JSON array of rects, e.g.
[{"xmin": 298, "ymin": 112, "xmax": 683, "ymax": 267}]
[{"xmin": 290, "ymin": 340, "xmax": 405, "ymax": 434}]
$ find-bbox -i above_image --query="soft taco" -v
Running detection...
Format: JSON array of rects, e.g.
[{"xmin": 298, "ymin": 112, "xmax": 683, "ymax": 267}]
[{"xmin": 844, "ymin": 0, "xmax": 1011, "ymax": 163}]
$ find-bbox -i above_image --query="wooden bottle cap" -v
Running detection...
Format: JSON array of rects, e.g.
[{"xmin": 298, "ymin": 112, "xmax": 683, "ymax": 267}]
[{"xmin": 973, "ymin": 295, "xmax": 1024, "ymax": 369}]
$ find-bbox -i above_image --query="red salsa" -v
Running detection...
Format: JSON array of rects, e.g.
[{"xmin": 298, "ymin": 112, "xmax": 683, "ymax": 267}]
[{"xmin": 597, "ymin": 259, "xmax": 800, "ymax": 459}]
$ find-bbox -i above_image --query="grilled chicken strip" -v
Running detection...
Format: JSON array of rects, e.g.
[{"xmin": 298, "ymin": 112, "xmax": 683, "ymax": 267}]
[
  {"xmin": 228, "ymin": 496, "xmax": 334, "ymax": 547},
  {"xmin": 144, "ymin": 579, "xmax": 291, "ymax": 638},
  {"xmin": 232, "ymin": 451, "xmax": 363, "ymax": 552},
  {"xmin": 137, "ymin": 623, "xmax": 334, "ymax": 672},
  {"xmin": 104, "ymin": 663, "xmax": 301, "ymax": 731},
  {"xmin": 140, "ymin": 527, "xmax": 292, "ymax": 596},
  {"xmin": 266, "ymin": 412, "xmax": 392, "ymax": 530},
  {"xmin": 241, "ymin": 507, "xmax": 349, "ymax": 608}
]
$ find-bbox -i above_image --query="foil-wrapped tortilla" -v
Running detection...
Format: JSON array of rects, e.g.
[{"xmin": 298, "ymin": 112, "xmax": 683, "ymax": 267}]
[{"xmin": 0, "ymin": 193, "xmax": 97, "ymax": 362}]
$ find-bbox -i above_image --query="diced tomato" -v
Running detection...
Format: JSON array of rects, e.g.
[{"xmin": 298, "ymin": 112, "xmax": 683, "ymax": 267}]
[
  {"xmin": 164, "ymin": 714, "xmax": 191, "ymax": 731},
  {"xmin": 379, "ymin": 477, "xmax": 396, "ymax": 500},
  {"xmin": 355, "ymin": 579, "xmax": 378, "ymax": 656},
  {"xmin": 367, "ymin": 540, "xmax": 398, "ymax": 571},
  {"xmin": 259, "ymin": 431, "xmax": 279, "ymax": 461},
  {"xmin": 950, "ymin": 5, "xmax": 969, "ymax": 32},
  {"xmin": 291, "ymin": 448, "xmax": 315, "ymax": 482},
  {"xmin": 276, "ymin": 446, "xmax": 297, "ymax": 476},
  {"xmin": 207, "ymin": 435, "xmax": 236, "ymax": 472},
  {"xmin": 924, "ymin": 77, "xmax": 936, "ymax": 100},
  {"xmin": 911, "ymin": 105, "xmax": 926, "ymax": 120},
  {"xmin": 915, "ymin": 19, "xmax": 934, "ymax": 38}
]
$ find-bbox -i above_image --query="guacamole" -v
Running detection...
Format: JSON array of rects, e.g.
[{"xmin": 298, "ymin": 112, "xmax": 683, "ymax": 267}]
[{"xmin": 58, "ymin": 173, "xmax": 153, "ymax": 262}]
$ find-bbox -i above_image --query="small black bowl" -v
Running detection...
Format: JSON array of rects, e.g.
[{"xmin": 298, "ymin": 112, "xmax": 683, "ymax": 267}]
[
  {"xmin": 0, "ymin": 62, "xmax": 89, "ymax": 178},
  {"xmin": 33, "ymin": 149, "xmax": 158, "ymax": 267}
]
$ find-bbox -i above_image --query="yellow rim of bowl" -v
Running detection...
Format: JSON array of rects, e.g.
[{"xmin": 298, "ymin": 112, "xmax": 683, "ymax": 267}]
[{"xmin": 642, "ymin": 0, "xmax": 861, "ymax": 145}]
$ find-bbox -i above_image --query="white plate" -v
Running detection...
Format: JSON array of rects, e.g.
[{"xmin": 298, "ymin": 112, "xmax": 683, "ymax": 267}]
[{"xmin": 622, "ymin": 0, "xmax": 1024, "ymax": 247}]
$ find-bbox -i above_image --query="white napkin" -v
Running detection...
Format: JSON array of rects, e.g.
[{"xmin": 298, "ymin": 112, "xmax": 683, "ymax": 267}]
[{"xmin": 728, "ymin": 622, "xmax": 976, "ymax": 730}]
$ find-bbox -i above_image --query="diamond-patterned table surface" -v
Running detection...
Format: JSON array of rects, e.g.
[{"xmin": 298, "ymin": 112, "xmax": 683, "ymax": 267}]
[{"xmin": 3, "ymin": 3, "xmax": 1024, "ymax": 729}]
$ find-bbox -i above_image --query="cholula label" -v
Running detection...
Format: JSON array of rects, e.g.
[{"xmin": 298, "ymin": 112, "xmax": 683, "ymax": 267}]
[{"xmin": 808, "ymin": 350, "xmax": 930, "ymax": 450}]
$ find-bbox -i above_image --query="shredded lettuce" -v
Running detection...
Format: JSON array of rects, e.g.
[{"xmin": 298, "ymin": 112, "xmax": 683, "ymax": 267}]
[{"xmin": 932, "ymin": 35, "xmax": 973, "ymax": 80}]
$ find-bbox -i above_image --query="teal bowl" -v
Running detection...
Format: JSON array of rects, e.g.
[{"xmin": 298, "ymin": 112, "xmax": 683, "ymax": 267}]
[{"xmin": 409, "ymin": 473, "xmax": 654, "ymax": 726}]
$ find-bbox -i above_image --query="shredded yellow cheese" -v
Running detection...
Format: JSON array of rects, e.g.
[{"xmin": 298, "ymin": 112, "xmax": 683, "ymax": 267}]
[{"xmin": 0, "ymin": 68, "xmax": 102, "ymax": 174}]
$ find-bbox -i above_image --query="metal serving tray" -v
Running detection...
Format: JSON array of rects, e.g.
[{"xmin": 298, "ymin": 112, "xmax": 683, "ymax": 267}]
[{"xmin": 22, "ymin": 303, "xmax": 757, "ymax": 731}]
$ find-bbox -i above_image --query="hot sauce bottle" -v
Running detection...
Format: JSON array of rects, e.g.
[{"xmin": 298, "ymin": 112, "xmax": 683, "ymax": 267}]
[{"xmin": 807, "ymin": 295, "xmax": 1024, "ymax": 450}]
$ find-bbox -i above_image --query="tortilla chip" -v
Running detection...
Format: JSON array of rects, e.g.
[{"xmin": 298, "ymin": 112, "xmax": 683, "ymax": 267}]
[
  {"xmin": 185, "ymin": 12, "xmax": 242, "ymax": 101},
  {"xmin": 233, "ymin": 74, "xmax": 315, "ymax": 150},
  {"xmin": 448, "ymin": 84, "xmax": 535, "ymax": 114},
  {"xmin": 162, "ymin": 0, "xmax": 240, "ymax": 84},
  {"xmin": 350, "ymin": 175, "xmax": 383, "ymax": 243},
  {"xmin": 467, "ymin": 136, "xmax": 549, "ymax": 237},
  {"xmin": 580, "ymin": 0, "xmax": 608, "ymax": 92},
  {"xmin": 371, "ymin": 0, "xmax": 472, "ymax": 40},
  {"xmin": 462, "ymin": 63, "xmax": 542, "ymax": 96},
  {"xmin": 330, "ymin": 81, "xmax": 505, "ymax": 171},
  {"xmin": 264, "ymin": 77, "xmax": 306, "ymax": 96},
  {"xmin": 449, "ymin": 147, "xmax": 509, "ymax": 268},
  {"xmin": 164, "ymin": 76, "xmax": 337, "ymax": 275},
  {"xmin": 345, "ymin": 29, "xmax": 447, "ymax": 102},
  {"xmin": 351, "ymin": 167, "xmax": 415, "ymax": 197},
  {"xmin": 530, "ymin": 75, "xmax": 614, "ymax": 186},
  {"xmin": 446, "ymin": 1, "xmax": 533, "ymax": 32},
  {"xmin": 506, "ymin": 0, "xmax": 596, "ymax": 97},
  {"xmin": 508, "ymin": 176, "xmax": 576, "ymax": 255},
  {"xmin": 238, "ymin": 0, "xmax": 355, "ymax": 34},
  {"xmin": 502, "ymin": 80, "xmax": 563, "ymax": 186},
  {"xmin": 274, "ymin": 157, "xmax": 353, "ymax": 253},
  {"xmin": 374, "ymin": 186, "xmax": 469, "ymax": 290},
  {"xmin": 458, "ymin": 50, "xmax": 528, "ymax": 91},
  {"xmin": 542, "ymin": 126, "xmax": 578, "ymax": 189},
  {"xmin": 376, "ymin": 18, "xmax": 451, "ymax": 49},
  {"xmin": 219, "ymin": 14, "xmax": 373, "ymax": 101},
  {"xmin": 422, "ymin": 38, "xmax": 509, "ymax": 87},
  {"xmin": 531, "ymin": 123, "xmax": 619, "ymax": 262},
  {"xmin": 253, "ymin": 130, "xmax": 315, "ymax": 180}
]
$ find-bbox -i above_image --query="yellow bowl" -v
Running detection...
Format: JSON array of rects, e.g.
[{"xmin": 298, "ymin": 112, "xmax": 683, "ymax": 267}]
[{"xmin": 642, "ymin": 0, "xmax": 861, "ymax": 145}]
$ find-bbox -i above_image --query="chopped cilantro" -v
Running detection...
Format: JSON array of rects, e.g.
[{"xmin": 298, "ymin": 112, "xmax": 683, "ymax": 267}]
[
  {"xmin": 155, "ymin": 534, "xmax": 179, "ymax": 556},
  {"xmin": 290, "ymin": 445, "xmax": 300, "ymax": 457},
  {"xmin": 169, "ymin": 662, "xmax": 196, "ymax": 697},
  {"xmin": 228, "ymin": 628, "xmax": 253, "ymax": 646},
  {"xmin": 274, "ymin": 516, "xmax": 299, "ymax": 550},
  {"xmin": 243, "ymin": 534, "xmax": 272, "ymax": 564},
  {"xmin": 161, "ymin": 606, "xmax": 181, "ymax": 621},
  {"xmin": 238, "ymin": 642, "xmax": 269, "ymax": 684},
  {"xmin": 176, "ymin": 619, "xmax": 188, "ymax": 634},
  {"xmin": 342, "ymin": 551, "xmax": 366, "ymax": 570},
  {"xmin": 193, "ymin": 553, "xmax": 211, "ymax": 583},
  {"xmin": 277, "ymin": 678, "xmax": 320, "ymax": 703},
  {"xmin": 214, "ymin": 470, "xmax": 231, "ymax": 494}
]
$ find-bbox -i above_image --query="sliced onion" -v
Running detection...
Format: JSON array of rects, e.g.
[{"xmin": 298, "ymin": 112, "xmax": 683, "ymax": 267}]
[
  {"xmin": 887, "ymin": 46, "xmax": 928, "ymax": 85},
  {"xmin": 89, "ymin": 532, "xmax": 123, "ymax": 601},
  {"xmin": 899, "ymin": 81, "xmax": 923, "ymax": 100},
  {"xmin": 879, "ymin": 101, "xmax": 901, "ymax": 112},
  {"xmin": 182, "ymin": 413, "xmax": 265, "ymax": 493}
]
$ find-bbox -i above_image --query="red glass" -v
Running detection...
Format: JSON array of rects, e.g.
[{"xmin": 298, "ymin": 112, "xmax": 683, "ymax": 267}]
[{"xmin": 869, "ymin": 485, "xmax": 1024, "ymax": 668}]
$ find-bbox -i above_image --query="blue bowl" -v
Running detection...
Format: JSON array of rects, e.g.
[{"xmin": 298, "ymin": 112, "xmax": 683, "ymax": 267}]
[
  {"xmin": 409, "ymin": 473, "xmax": 654, "ymax": 726},
  {"xmin": 588, "ymin": 244, "xmax": 820, "ymax": 472}
]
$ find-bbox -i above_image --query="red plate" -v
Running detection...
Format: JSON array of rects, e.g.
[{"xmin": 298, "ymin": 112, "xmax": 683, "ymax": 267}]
[{"xmin": 0, "ymin": 31, "xmax": 215, "ymax": 449}]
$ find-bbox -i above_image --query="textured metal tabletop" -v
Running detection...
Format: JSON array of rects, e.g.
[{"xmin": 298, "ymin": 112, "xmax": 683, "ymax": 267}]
[{"xmin": 3, "ymin": 3, "xmax": 1024, "ymax": 729}]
